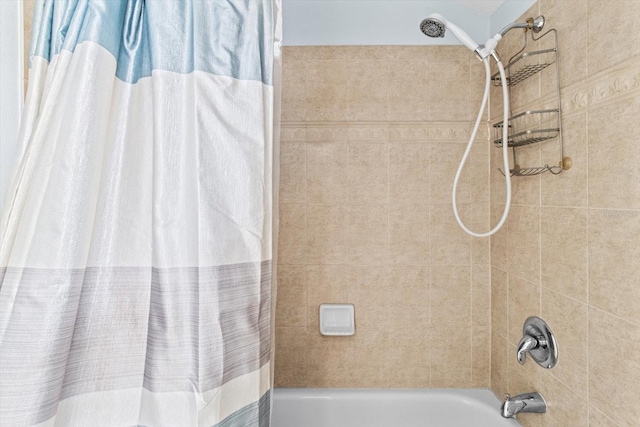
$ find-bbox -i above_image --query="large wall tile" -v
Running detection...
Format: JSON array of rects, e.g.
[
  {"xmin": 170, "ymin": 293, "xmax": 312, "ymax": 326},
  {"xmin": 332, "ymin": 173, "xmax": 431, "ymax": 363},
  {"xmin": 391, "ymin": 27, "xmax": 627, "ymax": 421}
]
[
  {"xmin": 508, "ymin": 205, "xmax": 541, "ymax": 283},
  {"xmin": 587, "ymin": 0, "xmax": 640, "ymax": 76},
  {"xmin": 491, "ymin": 267, "xmax": 508, "ymax": 338},
  {"xmin": 389, "ymin": 143, "xmax": 430, "ymax": 204},
  {"xmin": 278, "ymin": 203, "xmax": 307, "ymax": 265},
  {"xmin": 589, "ymin": 308, "xmax": 640, "ymax": 427},
  {"xmin": 306, "ymin": 330, "xmax": 353, "ymax": 387},
  {"xmin": 348, "ymin": 142, "xmax": 388, "ymax": 203},
  {"xmin": 431, "ymin": 324, "xmax": 472, "ymax": 387},
  {"xmin": 588, "ymin": 94, "xmax": 640, "ymax": 210},
  {"xmin": 472, "ymin": 325, "xmax": 491, "ymax": 388},
  {"xmin": 304, "ymin": 60, "xmax": 348, "ymax": 121},
  {"xmin": 491, "ymin": 333, "xmax": 509, "ymax": 398},
  {"xmin": 388, "ymin": 60, "xmax": 430, "ymax": 121},
  {"xmin": 542, "ymin": 0, "xmax": 588, "ymax": 89},
  {"xmin": 345, "ymin": 60, "xmax": 389, "ymax": 121},
  {"xmin": 471, "ymin": 203, "xmax": 491, "ymax": 264},
  {"xmin": 430, "ymin": 203, "xmax": 470, "ymax": 265},
  {"xmin": 490, "ymin": 204, "xmax": 509, "ymax": 269},
  {"xmin": 472, "ymin": 264, "xmax": 491, "ymax": 328},
  {"xmin": 589, "ymin": 209, "xmax": 640, "ymax": 324},
  {"xmin": 280, "ymin": 142, "xmax": 306, "ymax": 203},
  {"xmin": 306, "ymin": 205, "xmax": 349, "ymax": 264},
  {"xmin": 540, "ymin": 372, "xmax": 588, "ymax": 427},
  {"xmin": 348, "ymin": 327, "xmax": 390, "ymax": 387},
  {"xmin": 541, "ymin": 207, "xmax": 588, "ymax": 302},
  {"xmin": 306, "ymin": 141, "xmax": 348, "ymax": 204},
  {"xmin": 282, "ymin": 60, "xmax": 307, "ymax": 122},
  {"xmin": 541, "ymin": 289, "xmax": 588, "ymax": 393},
  {"xmin": 589, "ymin": 406, "xmax": 621, "ymax": 427},
  {"xmin": 431, "ymin": 266, "xmax": 471, "ymax": 326},
  {"xmin": 276, "ymin": 266, "xmax": 307, "ymax": 327},
  {"xmin": 388, "ymin": 266, "xmax": 430, "ymax": 327},
  {"xmin": 429, "ymin": 59, "xmax": 472, "ymax": 121},
  {"xmin": 347, "ymin": 204, "xmax": 388, "ymax": 265},
  {"xmin": 275, "ymin": 327, "xmax": 308, "ymax": 387},
  {"xmin": 470, "ymin": 139, "xmax": 490, "ymax": 204},
  {"xmin": 387, "ymin": 327, "xmax": 431, "ymax": 388},
  {"xmin": 389, "ymin": 204, "xmax": 429, "ymax": 265}
]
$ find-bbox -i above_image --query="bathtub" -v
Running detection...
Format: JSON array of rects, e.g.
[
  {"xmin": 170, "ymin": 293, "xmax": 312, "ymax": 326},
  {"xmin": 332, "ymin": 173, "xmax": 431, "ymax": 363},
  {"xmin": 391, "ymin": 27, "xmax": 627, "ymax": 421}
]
[{"xmin": 272, "ymin": 388, "xmax": 521, "ymax": 427}]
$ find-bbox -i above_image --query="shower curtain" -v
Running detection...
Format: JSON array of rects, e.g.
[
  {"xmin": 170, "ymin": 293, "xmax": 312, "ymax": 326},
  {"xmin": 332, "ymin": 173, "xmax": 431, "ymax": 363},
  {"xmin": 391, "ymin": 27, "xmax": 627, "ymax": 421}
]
[{"xmin": 0, "ymin": 0, "xmax": 281, "ymax": 426}]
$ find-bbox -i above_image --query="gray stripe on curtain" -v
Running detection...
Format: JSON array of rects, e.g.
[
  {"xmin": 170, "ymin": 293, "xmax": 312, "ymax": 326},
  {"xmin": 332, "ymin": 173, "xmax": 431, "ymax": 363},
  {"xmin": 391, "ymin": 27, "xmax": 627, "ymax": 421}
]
[
  {"xmin": 0, "ymin": 261, "xmax": 271, "ymax": 425},
  {"xmin": 212, "ymin": 389, "xmax": 271, "ymax": 427}
]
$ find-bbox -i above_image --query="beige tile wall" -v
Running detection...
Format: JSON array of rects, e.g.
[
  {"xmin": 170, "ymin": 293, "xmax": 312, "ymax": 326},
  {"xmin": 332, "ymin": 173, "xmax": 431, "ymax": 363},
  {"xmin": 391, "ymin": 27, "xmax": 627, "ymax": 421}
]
[
  {"xmin": 490, "ymin": 1, "xmax": 640, "ymax": 426},
  {"xmin": 276, "ymin": 45, "xmax": 493, "ymax": 388}
]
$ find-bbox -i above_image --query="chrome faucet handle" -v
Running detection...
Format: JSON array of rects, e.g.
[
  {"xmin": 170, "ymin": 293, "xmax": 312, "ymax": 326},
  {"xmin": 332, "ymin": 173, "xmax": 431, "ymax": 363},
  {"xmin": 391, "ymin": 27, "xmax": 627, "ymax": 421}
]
[
  {"xmin": 517, "ymin": 335, "xmax": 539, "ymax": 364},
  {"xmin": 516, "ymin": 317, "xmax": 558, "ymax": 369}
]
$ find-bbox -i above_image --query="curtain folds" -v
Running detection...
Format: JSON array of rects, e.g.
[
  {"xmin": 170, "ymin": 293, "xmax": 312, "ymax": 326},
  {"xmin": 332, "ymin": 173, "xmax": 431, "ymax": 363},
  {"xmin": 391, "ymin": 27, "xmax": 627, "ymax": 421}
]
[{"xmin": 0, "ymin": 1, "xmax": 281, "ymax": 426}]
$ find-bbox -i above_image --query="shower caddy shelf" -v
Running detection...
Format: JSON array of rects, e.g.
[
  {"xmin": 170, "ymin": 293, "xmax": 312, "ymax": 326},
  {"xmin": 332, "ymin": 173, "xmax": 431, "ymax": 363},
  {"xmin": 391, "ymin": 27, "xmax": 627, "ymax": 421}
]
[
  {"xmin": 490, "ymin": 27, "xmax": 570, "ymax": 177},
  {"xmin": 490, "ymin": 48, "xmax": 556, "ymax": 87}
]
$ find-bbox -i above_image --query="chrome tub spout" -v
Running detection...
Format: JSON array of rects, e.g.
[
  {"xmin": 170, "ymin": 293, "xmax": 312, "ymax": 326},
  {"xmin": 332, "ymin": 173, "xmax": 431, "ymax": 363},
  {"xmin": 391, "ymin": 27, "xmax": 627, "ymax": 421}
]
[{"xmin": 501, "ymin": 392, "xmax": 547, "ymax": 419}]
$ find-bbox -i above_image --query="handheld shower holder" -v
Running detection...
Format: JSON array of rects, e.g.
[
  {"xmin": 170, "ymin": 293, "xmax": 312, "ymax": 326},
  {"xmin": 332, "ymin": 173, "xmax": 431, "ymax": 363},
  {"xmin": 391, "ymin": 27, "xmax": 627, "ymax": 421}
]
[{"xmin": 527, "ymin": 16, "xmax": 546, "ymax": 33}]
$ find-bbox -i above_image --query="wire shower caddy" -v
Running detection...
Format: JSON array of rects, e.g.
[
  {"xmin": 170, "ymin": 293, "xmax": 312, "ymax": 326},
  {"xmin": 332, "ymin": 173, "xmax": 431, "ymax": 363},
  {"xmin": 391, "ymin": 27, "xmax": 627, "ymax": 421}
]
[{"xmin": 491, "ymin": 26, "xmax": 570, "ymax": 177}]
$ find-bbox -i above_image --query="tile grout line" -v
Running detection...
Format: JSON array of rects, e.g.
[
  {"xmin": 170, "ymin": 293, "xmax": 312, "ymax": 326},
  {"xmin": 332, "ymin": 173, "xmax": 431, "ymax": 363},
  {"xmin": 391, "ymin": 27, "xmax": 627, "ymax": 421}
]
[
  {"xmin": 468, "ymin": 54, "xmax": 475, "ymax": 387},
  {"xmin": 304, "ymin": 125, "xmax": 309, "ymax": 388},
  {"xmin": 585, "ymin": 57, "xmax": 591, "ymax": 420},
  {"xmin": 427, "ymin": 140, "xmax": 433, "ymax": 387}
]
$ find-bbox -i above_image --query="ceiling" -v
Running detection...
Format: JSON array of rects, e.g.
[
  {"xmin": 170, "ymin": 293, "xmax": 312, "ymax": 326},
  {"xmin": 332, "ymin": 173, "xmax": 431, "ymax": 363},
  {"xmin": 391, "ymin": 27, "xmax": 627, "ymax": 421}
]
[
  {"xmin": 281, "ymin": 0, "xmax": 511, "ymax": 17},
  {"xmin": 456, "ymin": 0, "xmax": 507, "ymax": 16},
  {"xmin": 281, "ymin": 0, "xmax": 536, "ymax": 46}
]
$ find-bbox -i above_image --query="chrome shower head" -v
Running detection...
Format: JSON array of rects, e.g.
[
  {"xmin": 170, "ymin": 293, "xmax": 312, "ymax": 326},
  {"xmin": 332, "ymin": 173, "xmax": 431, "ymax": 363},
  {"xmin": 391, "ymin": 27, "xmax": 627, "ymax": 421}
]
[{"xmin": 420, "ymin": 17, "xmax": 445, "ymax": 38}]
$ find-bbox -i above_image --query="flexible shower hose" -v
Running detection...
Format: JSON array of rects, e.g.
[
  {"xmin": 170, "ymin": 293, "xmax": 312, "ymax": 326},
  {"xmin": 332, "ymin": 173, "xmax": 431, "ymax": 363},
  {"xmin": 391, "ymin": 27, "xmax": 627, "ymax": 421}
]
[{"xmin": 452, "ymin": 56, "xmax": 511, "ymax": 237}]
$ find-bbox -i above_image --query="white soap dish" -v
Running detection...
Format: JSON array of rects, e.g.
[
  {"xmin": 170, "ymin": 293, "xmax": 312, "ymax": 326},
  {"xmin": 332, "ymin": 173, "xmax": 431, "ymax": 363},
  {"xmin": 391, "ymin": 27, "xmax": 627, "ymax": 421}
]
[{"xmin": 319, "ymin": 304, "xmax": 355, "ymax": 336}]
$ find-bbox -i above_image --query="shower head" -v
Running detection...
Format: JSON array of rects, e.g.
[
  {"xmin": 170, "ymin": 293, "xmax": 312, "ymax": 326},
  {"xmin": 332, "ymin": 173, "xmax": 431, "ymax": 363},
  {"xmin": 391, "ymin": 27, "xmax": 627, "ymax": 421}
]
[
  {"xmin": 419, "ymin": 13, "xmax": 480, "ymax": 53},
  {"xmin": 420, "ymin": 17, "xmax": 446, "ymax": 38}
]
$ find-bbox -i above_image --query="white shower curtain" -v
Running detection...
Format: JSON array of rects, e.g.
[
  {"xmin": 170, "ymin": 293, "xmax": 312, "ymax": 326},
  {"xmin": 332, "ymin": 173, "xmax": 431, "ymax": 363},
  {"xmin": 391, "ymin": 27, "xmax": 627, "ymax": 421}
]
[{"xmin": 0, "ymin": 1, "xmax": 281, "ymax": 425}]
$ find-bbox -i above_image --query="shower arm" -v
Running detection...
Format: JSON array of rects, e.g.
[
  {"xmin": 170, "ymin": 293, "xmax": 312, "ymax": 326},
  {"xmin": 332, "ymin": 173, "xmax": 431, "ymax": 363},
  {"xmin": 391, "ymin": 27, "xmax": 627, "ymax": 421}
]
[
  {"xmin": 476, "ymin": 16, "xmax": 545, "ymax": 60},
  {"xmin": 497, "ymin": 21, "xmax": 529, "ymax": 37},
  {"xmin": 499, "ymin": 16, "xmax": 545, "ymax": 37}
]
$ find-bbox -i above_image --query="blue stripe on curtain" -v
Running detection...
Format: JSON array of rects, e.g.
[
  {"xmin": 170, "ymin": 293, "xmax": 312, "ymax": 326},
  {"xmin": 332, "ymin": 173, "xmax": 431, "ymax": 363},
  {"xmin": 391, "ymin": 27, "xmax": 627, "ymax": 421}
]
[{"xmin": 29, "ymin": 0, "xmax": 274, "ymax": 85}]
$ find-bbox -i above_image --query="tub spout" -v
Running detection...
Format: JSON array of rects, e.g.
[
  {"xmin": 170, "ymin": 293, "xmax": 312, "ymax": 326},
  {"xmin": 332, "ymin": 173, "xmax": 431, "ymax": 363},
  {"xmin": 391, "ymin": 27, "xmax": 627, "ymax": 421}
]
[{"xmin": 501, "ymin": 392, "xmax": 546, "ymax": 419}]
